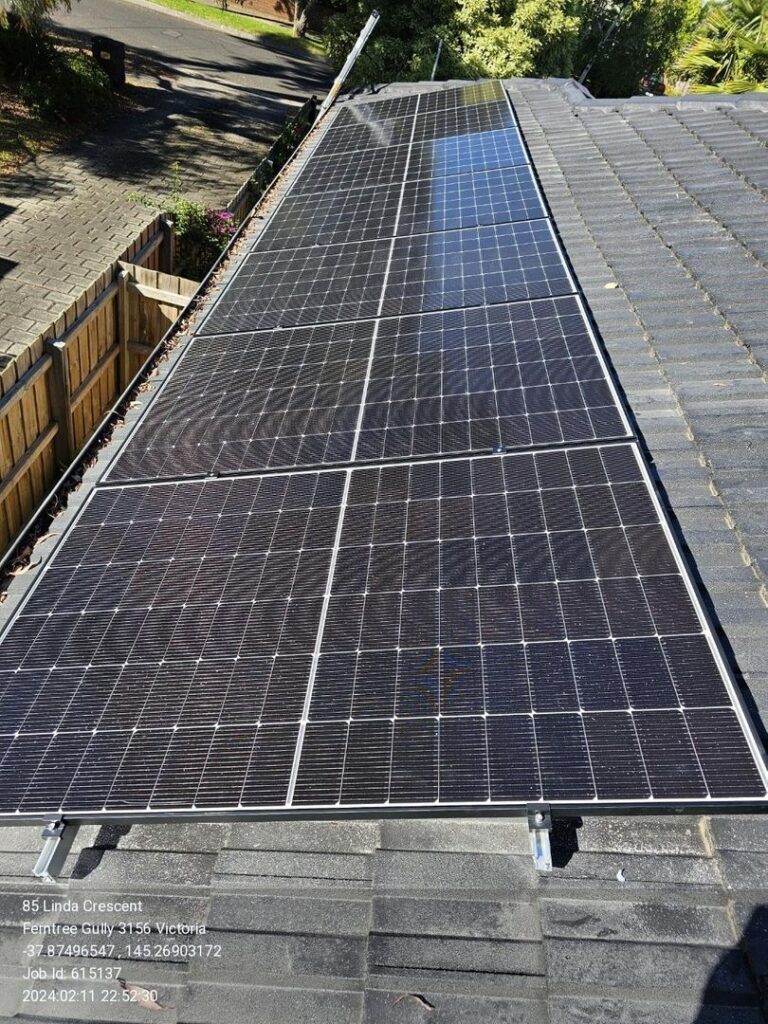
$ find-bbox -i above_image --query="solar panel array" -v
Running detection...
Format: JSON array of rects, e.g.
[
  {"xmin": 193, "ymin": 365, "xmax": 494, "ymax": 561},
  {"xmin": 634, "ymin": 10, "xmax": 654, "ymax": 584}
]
[{"xmin": 0, "ymin": 80, "xmax": 765, "ymax": 820}]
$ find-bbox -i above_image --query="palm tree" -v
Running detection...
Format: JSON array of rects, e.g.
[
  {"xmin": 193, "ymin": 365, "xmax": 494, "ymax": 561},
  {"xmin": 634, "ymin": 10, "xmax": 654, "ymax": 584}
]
[{"xmin": 676, "ymin": 0, "xmax": 768, "ymax": 92}]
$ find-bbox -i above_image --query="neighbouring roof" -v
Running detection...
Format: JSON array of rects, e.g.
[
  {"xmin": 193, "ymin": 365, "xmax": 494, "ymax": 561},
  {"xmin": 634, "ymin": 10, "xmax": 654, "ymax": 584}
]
[{"xmin": 1, "ymin": 77, "xmax": 768, "ymax": 1023}]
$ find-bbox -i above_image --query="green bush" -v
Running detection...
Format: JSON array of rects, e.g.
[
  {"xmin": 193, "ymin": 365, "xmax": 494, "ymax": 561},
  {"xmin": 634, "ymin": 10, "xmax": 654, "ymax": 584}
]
[
  {"xmin": 19, "ymin": 50, "xmax": 113, "ymax": 122},
  {"xmin": 129, "ymin": 166, "xmax": 237, "ymax": 280},
  {"xmin": 0, "ymin": 14, "xmax": 55, "ymax": 81}
]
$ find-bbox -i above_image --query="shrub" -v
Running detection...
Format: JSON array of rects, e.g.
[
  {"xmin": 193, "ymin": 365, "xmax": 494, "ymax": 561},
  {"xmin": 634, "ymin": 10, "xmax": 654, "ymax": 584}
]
[
  {"xmin": 130, "ymin": 167, "xmax": 237, "ymax": 280},
  {"xmin": 19, "ymin": 50, "xmax": 113, "ymax": 122}
]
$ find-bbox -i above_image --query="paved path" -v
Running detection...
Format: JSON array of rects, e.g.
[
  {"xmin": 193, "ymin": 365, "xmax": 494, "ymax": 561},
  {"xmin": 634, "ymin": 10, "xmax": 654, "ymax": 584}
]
[{"xmin": 0, "ymin": 0, "xmax": 328, "ymax": 366}]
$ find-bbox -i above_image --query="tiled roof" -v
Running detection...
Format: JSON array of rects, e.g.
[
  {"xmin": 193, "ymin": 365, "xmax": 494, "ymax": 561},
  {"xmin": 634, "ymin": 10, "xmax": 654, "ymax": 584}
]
[{"xmin": 1, "ymin": 78, "xmax": 767, "ymax": 1023}]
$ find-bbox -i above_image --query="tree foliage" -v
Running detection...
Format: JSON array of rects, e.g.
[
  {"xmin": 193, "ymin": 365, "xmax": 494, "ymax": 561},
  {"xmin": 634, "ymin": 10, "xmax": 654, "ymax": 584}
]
[
  {"xmin": 322, "ymin": 0, "xmax": 698, "ymax": 97},
  {"xmin": 323, "ymin": 0, "xmax": 455, "ymax": 87},
  {"xmin": 0, "ymin": 0, "xmax": 71, "ymax": 31},
  {"xmin": 676, "ymin": 0, "xmax": 768, "ymax": 91},
  {"xmin": 456, "ymin": 0, "xmax": 579, "ymax": 79},
  {"xmin": 574, "ymin": 0, "xmax": 699, "ymax": 97}
]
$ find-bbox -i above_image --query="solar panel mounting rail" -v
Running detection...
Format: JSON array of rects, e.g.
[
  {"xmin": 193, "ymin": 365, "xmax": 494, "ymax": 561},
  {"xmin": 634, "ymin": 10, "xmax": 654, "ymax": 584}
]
[{"xmin": 0, "ymin": 79, "xmax": 765, "ymax": 880}]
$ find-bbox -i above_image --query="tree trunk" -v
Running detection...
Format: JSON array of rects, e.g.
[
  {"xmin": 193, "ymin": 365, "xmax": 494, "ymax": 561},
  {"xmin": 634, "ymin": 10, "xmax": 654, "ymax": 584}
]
[{"xmin": 293, "ymin": 0, "xmax": 315, "ymax": 37}]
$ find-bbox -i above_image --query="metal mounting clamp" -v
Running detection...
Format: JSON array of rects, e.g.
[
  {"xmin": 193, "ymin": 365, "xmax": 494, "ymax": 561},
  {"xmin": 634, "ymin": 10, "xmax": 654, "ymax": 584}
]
[
  {"xmin": 32, "ymin": 820, "xmax": 80, "ymax": 882},
  {"xmin": 527, "ymin": 803, "xmax": 553, "ymax": 874}
]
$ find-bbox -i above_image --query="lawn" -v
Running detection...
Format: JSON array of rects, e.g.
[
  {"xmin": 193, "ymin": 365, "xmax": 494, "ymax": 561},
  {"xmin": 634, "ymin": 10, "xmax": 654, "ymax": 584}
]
[{"xmin": 144, "ymin": 0, "xmax": 324, "ymax": 55}]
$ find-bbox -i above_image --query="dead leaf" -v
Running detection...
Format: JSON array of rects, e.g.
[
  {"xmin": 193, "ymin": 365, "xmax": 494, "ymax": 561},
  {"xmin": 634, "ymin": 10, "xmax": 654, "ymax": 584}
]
[
  {"xmin": 394, "ymin": 993, "xmax": 435, "ymax": 1011},
  {"xmin": 603, "ymin": 281, "xmax": 618, "ymax": 289},
  {"xmin": 8, "ymin": 558, "xmax": 41, "ymax": 576},
  {"xmin": 118, "ymin": 979, "xmax": 167, "ymax": 1010}
]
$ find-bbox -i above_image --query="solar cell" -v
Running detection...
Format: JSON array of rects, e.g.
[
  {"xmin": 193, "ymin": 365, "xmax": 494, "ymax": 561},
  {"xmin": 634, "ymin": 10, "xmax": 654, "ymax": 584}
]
[
  {"xmin": 107, "ymin": 321, "xmax": 375, "ymax": 482},
  {"xmin": 381, "ymin": 220, "xmax": 574, "ymax": 319},
  {"xmin": 198, "ymin": 238, "xmax": 391, "ymax": 335},
  {"xmin": 397, "ymin": 165, "xmax": 545, "ymax": 236}
]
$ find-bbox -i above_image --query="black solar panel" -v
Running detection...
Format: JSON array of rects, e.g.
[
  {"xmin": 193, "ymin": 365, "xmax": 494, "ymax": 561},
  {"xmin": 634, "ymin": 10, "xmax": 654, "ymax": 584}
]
[
  {"xmin": 311, "ymin": 116, "xmax": 415, "ymax": 158},
  {"xmin": 412, "ymin": 101, "xmax": 517, "ymax": 142},
  {"xmin": 381, "ymin": 220, "xmax": 573, "ymax": 319},
  {"xmin": 0, "ymin": 448, "xmax": 764, "ymax": 817},
  {"xmin": 107, "ymin": 321, "xmax": 375, "ymax": 482},
  {"xmin": 199, "ymin": 238, "xmax": 391, "ymax": 335},
  {"xmin": 290, "ymin": 145, "xmax": 412, "ymax": 198},
  {"xmin": 0, "ymin": 470, "xmax": 345, "ymax": 815},
  {"xmin": 331, "ymin": 94, "xmax": 420, "ymax": 128},
  {"xmin": 252, "ymin": 182, "xmax": 403, "ymax": 252},
  {"xmin": 356, "ymin": 298, "xmax": 630, "ymax": 461},
  {"xmin": 296, "ymin": 446, "xmax": 765, "ymax": 807},
  {"xmin": 397, "ymin": 165, "xmax": 545, "ymax": 236}
]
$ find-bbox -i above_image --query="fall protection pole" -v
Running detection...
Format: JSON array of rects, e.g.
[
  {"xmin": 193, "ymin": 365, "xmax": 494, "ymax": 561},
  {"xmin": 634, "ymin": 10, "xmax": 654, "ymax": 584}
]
[
  {"xmin": 430, "ymin": 37, "xmax": 443, "ymax": 81},
  {"xmin": 315, "ymin": 9, "xmax": 381, "ymax": 123}
]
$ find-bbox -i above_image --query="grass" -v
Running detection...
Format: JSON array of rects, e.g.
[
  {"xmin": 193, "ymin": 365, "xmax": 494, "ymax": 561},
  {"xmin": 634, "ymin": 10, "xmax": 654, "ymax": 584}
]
[{"xmin": 143, "ymin": 0, "xmax": 325, "ymax": 55}]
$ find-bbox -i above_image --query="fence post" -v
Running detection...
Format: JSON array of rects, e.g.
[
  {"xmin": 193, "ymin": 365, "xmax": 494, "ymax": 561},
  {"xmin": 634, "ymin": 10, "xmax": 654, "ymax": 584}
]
[
  {"xmin": 45, "ymin": 338, "xmax": 76, "ymax": 468},
  {"xmin": 160, "ymin": 216, "xmax": 176, "ymax": 274},
  {"xmin": 118, "ymin": 269, "xmax": 132, "ymax": 391}
]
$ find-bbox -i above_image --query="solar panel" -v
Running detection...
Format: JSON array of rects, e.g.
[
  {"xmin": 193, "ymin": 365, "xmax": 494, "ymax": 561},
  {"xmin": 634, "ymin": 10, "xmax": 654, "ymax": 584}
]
[
  {"xmin": 251, "ymin": 182, "xmax": 404, "ymax": 252},
  {"xmin": 407, "ymin": 130, "xmax": 530, "ymax": 178},
  {"xmin": 397, "ymin": 165, "xmax": 545, "ymax": 235},
  {"xmin": 198, "ymin": 238, "xmax": 391, "ymax": 335},
  {"xmin": 284, "ymin": 445, "xmax": 767, "ymax": 807},
  {"xmin": 2, "ymin": 80, "xmax": 766, "ymax": 830},
  {"xmin": 0, "ymin": 447, "xmax": 764, "ymax": 817},
  {"xmin": 310, "ymin": 116, "xmax": 415, "ymax": 159},
  {"xmin": 107, "ymin": 321, "xmax": 375, "ymax": 482},
  {"xmin": 380, "ymin": 220, "xmax": 573, "ymax": 319},
  {"xmin": 331, "ymin": 94, "xmax": 420, "ymax": 128},
  {"xmin": 0, "ymin": 469, "xmax": 346, "ymax": 815},
  {"xmin": 356, "ymin": 297, "xmax": 631, "ymax": 461},
  {"xmin": 290, "ymin": 145, "xmax": 412, "ymax": 198},
  {"xmin": 418, "ymin": 80, "xmax": 507, "ymax": 112},
  {"xmin": 412, "ymin": 101, "xmax": 517, "ymax": 142}
]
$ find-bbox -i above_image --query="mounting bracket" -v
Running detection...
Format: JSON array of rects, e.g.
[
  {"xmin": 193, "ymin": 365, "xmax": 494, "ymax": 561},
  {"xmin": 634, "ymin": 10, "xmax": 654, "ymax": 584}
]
[
  {"xmin": 32, "ymin": 820, "xmax": 80, "ymax": 882},
  {"xmin": 527, "ymin": 803, "xmax": 553, "ymax": 874}
]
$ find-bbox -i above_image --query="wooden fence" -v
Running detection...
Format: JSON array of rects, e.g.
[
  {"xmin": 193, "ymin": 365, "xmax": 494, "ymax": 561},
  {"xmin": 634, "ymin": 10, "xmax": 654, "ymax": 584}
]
[{"xmin": 0, "ymin": 215, "xmax": 197, "ymax": 558}]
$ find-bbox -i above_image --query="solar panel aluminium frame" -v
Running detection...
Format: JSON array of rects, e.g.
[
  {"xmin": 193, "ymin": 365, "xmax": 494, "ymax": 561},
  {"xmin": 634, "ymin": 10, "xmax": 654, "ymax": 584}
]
[{"xmin": 1, "ymin": 445, "xmax": 767, "ymax": 826}]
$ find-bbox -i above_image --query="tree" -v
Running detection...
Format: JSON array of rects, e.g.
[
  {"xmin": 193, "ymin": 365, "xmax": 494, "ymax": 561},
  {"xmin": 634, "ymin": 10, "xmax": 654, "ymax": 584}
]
[
  {"xmin": 293, "ymin": 0, "xmax": 316, "ymax": 37},
  {"xmin": 0, "ymin": 0, "xmax": 71, "ymax": 31},
  {"xmin": 455, "ymin": 0, "xmax": 580, "ymax": 79},
  {"xmin": 676, "ymin": 0, "xmax": 768, "ymax": 92},
  {"xmin": 322, "ymin": 0, "xmax": 456, "ymax": 87},
  {"xmin": 573, "ymin": 0, "xmax": 699, "ymax": 97}
]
